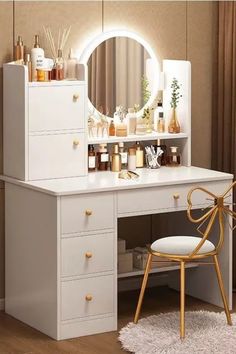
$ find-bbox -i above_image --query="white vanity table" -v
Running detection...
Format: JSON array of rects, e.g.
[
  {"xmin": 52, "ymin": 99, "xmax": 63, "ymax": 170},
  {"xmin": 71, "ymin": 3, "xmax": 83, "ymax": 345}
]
[{"xmin": 2, "ymin": 30, "xmax": 233, "ymax": 340}]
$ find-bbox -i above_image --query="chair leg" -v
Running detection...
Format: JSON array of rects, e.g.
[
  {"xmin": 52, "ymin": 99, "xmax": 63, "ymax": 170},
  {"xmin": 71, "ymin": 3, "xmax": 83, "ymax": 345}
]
[
  {"xmin": 213, "ymin": 255, "xmax": 232, "ymax": 325},
  {"xmin": 180, "ymin": 261, "xmax": 185, "ymax": 339},
  {"xmin": 134, "ymin": 253, "xmax": 152, "ymax": 324}
]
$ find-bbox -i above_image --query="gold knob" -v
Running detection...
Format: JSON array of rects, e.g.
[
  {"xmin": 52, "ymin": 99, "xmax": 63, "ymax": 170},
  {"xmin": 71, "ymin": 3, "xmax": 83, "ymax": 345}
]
[
  {"xmin": 173, "ymin": 193, "xmax": 180, "ymax": 200},
  {"xmin": 85, "ymin": 209, "xmax": 92, "ymax": 216},
  {"xmin": 73, "ymin": 140, "xmax": 80, "ymax": 146},
  {"xmin": 73, "ymin": 94, "xmax": 79, "ymax": 102},
  {"xmin": 85, "ymin": 294, "xmax": 93, "ymax": 301},
  {"xmin": 85, "ymin": 252, "xmax": 93, "ymax": 259}
]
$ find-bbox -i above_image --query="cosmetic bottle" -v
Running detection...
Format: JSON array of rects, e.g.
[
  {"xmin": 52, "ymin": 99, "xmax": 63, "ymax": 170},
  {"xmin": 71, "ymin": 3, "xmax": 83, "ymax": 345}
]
[
  {"xmin": 135, "ymin": 117, "xmax": 146, "ymax": 135},
  {"xmin": 154, "ymin": 101, "xmax": 163, "ymax": 132},
  {"xmin": 167, "ymin": 146, "xmax": 181, "ymax": 167},
  {"xmin": 14, "ymin": 36, "xmax": 25, "ymax": 62},
  {"xmin": 31, "ymin": 35, "xmax": 45, "ymax": 81},
  {"xmin": 111, "ymin": 144, "xmax": 121, "ymax": 172},
  {"xmin": 109, "ymin": 119, "xmax": 116, "ymax": 136},
  {"xmin": 97, "ymin": 144, "xmax": 109, "ymax": 171},
  {"xmin": 154, "ymin": 139, "xmax": 167, "ymax": 166},
  {"xmin": 55, "ymin": 49, "xmax": 64, "ymax": 80},
  {"xmin": 157, "ymin": 112, "xmax": 165, "ymax": 133},
  {"xmin": 65, "ymin": 48, "xmax": 77, "ymax": 80},
  {"xmin": 118, "ymin": 142, "xmax": 128, "ymax": 169},
  {"xmin": 116, "ymin": 115, "xmax": 127, "ymax": 137},
  {"xmin": 24, "ymin": 53, "xmax": 32, "ymax": 82},
  {"xmin": 113, "ymin": 106, "xmax": 120, "ymax": 125},
  {"xmin": 126, "ymin": 108, "xmax": 137, "ymax": 135},
  {"xmin": 88, "ymin": 144, "xmax": 96, "ymax": 172},
  {"xmin": 135, "ymin": 141, "xmax": 144, "ymax": 168},
  {"xmin": 128, "ymin": 148, "xmax": 136, "ymax": 171}
]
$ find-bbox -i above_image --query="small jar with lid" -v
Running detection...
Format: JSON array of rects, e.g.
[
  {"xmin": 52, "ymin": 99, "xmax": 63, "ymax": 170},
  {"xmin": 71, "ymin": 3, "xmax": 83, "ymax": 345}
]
[
  {"xmin": 167, "ymin": 146, "xmax": 181, "ymax": 167},
  {"xmin": 128, "ymin": 148, "xmax": 136, "ymax": 171},
  {"xmin": 97, "ymin": 144, "xmax": 109, "ymax": 171}
]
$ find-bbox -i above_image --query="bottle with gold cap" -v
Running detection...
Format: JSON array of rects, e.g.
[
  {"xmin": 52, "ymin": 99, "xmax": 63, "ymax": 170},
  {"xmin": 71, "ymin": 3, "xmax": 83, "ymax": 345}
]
[
  {"xmin": 135, "ymin": 141, "xmax": 144, "ymax": 168},
  {"xmin": 111, "ymin": 144, "xmax": 121, "ymax": 172},
  {"xmin": 14, "ymin": 36, "xmax": 25, "ymax": 62}
]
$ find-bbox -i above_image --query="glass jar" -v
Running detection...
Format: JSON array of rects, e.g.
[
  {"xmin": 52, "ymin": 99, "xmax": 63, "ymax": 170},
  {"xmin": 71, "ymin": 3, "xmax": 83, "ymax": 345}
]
[{"xmin": 167, "ymin": 146, "xmax": 181, "ymax": 166}]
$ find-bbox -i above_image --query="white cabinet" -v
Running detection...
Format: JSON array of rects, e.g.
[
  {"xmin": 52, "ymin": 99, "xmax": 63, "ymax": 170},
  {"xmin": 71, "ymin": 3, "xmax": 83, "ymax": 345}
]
[{"xmin": 3, "ymin": 63, "xmax": 87, "ymax": 181}]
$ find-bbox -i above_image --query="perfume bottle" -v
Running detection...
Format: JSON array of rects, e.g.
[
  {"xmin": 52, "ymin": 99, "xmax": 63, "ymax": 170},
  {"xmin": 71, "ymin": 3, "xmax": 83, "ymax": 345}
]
[
  {"xmin": 65, "ymin": 48, "xmax": 77, "ymax": 80},
  {"xmin": 97, "ymin": 144, "xmax": 109, "ymax": 171},
  {"xmin": 167, "ymin": 146, "xmax": 181, "ymax": 166},
  {"xmin": 111, "ymin": 144, "xmax": 121, "ymax": 172},
  {"xmin": 118, "ymin": 142, "xmax": 128, "ymax": 169},
  {"xmin": 154, "ymin": 139, "xmax": 167, "ymax": 166},
  {"xmin": 126, "ymin": 108, "xmax": 137, "ymax": 135},
  {"xmin": 157, "ymin": 112, "xmax": 165, "ymax": 133},
  {"xmin": 14, "ymin": 36, "xmax": 25, "ymax": 62},
  {"xmin": 109, "ymin": 119, "xmax": 116, "ymax": 136},
  {"xmin": 135, "ymin": 141, "xmax": 144, "ymax": 168},
  {"xmin": 154, "ymin": 101, "xmax": 163, "ymax": 132},
  {"xmin": 88, "ymin": 144, "xmax": 96, "ymax": 172}
]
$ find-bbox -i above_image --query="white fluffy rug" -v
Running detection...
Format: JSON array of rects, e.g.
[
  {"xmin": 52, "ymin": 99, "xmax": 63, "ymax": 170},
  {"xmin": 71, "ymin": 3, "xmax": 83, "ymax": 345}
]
[{"xmin": 119, "ymin": 311, "xmax": 236, "ymax": 354}]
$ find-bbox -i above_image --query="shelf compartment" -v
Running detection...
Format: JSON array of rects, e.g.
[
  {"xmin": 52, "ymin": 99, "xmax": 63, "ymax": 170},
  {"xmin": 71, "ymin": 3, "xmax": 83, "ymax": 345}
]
[
  {"xmin": 88, "ymin": 132, "xmax": 188, "ymax": 145},
  {"xmin": 118, "ymin": 262, "xmax": 198, "ymax": 279}
]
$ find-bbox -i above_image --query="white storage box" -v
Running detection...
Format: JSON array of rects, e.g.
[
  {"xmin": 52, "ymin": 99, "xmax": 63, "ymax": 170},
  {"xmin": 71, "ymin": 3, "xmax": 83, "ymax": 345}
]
[
  {"xmin": 118, "ymin": 238, "xmax": 126, "ymax": 254},
  {"xmin": 118, "ymin": 250, "xmax": 133, "ymax": 273}
]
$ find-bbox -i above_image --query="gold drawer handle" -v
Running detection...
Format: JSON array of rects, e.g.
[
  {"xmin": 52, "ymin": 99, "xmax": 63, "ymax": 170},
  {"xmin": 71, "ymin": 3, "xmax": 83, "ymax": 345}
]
[
  {"xmin": 85, "ymin": 252, "xmax": 93, "ymax": 259},
  {"xmin": 85, "ymin": 209, "xmax": 92, "ymax": 216},
  {"xmin": 73, "ymin": 94, "xmax": 79, "ymax": 102},
  {"xmin": 173, "ymin": 193, "xmax": 180, "ymax": 200},
  {"xmin": 85, "ymin": 294, "xmax": 93, "ymax": 302},
  {"xmin": 73, "ymin": 140, "xmax": 80, "ymax": 146}
]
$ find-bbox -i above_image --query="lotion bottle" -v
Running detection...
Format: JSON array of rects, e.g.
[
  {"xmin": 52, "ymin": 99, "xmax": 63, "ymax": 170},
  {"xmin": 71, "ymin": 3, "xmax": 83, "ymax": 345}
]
[
  {"xmin": 14, "ymin": 36, "xmax": 25, "ymax": 62},
  {"xmin": 31, "ymin": 35, "xmax": 45, "ymax": 81},
  {"xmin": 111, "ymin": 144, "xmax": 121, "ymax": 172}
]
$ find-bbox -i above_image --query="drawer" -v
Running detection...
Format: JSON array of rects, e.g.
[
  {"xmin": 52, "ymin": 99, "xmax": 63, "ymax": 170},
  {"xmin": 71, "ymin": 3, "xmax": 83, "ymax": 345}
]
[
  {"xmin": 61, "ymin": 233, "xmax": 114, "ymax": 277},
  {"xmin": 61, "ymin": 193, "xmax": 114, "ymax": 234},
  {"xmin": 117, "ymin": 180, "xmax": 231, "ymax": 216},
  {"xmin": 29, "ymin": 85, "xmax": 85, "ymax": 132},
  {"xmin": 29, "ymin": 132, "xmax": 86, "ymax": 180},
  {"xmin": 61, "ymin": 275, "xmax": 114, "ymax": 321}
]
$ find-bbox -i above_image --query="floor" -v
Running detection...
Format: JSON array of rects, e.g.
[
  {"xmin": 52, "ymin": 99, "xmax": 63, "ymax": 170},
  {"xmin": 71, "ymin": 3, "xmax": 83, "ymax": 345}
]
[{"xmin": 0, "ymin": 286, "xmax": 235, "ymax": 354}]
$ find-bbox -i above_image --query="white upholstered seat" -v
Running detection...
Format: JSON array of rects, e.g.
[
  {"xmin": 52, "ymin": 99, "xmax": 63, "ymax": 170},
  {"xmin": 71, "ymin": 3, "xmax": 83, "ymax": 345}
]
[{"xmin": 151, "ymin": 236, "xmax": 215, "ymax": 256}]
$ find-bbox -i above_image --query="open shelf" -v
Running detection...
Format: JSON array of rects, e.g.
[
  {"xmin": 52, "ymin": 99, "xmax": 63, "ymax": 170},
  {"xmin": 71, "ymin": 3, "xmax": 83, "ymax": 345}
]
[
  {"xmin": 88, "ymin": 132, "xmax": 188, "ymax": 145},
  {"xmin": 118, "ymin": 262, "xmax": 198, "ymax": 279}
]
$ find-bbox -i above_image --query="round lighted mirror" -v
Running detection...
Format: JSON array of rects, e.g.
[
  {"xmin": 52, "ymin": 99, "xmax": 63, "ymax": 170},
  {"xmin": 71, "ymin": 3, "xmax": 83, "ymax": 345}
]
[{"xmin": 80, "ymin": 30, "xmax": 160, "ymax": 118}]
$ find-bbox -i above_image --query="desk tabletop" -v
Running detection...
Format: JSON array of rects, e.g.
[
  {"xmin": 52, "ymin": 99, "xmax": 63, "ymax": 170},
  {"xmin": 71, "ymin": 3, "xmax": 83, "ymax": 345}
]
[{"xmin": 1, "ymin": 166, "xmax": 233, "ymax": 196}]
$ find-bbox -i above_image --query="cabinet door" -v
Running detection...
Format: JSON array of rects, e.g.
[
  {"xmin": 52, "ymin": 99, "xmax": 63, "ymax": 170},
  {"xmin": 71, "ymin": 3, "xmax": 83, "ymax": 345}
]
[
  {"xmin": 29, "ymin": 132, "xmax": 86, "ymax": 180},
  {"xmin": 29, "ymin": 85, "xmax": 85, "ymax": 132}
]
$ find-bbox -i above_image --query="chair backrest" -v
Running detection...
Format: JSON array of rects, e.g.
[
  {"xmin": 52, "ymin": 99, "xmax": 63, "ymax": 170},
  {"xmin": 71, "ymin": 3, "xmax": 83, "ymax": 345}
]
[{"xmin": 186, "ymin": 182, "xmax": 235, "ymax": 258}]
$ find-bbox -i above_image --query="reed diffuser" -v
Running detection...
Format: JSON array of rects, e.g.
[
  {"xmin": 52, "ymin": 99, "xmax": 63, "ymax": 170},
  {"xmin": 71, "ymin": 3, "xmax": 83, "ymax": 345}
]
[{"xmin": 43, "ymin": 26, "xmax": 71, "ymax": 80}]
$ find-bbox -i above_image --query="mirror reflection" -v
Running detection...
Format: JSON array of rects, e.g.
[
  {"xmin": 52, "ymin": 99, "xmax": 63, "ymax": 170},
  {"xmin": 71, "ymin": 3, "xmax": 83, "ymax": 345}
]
[{"xmin": 88, "ymin": 37, "xmax": 154, "ymax": 117}]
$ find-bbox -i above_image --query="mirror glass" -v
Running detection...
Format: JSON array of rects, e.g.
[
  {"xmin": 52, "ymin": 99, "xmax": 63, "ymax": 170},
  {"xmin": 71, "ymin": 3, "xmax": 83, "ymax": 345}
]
[{"xmin": 87, "ymin": 36, "xmax": 156, "ymax": 117}]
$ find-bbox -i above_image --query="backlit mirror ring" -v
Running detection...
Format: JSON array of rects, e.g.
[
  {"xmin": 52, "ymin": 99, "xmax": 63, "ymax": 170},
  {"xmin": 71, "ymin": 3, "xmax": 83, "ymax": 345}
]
[{"xmin": 79, "ymin": 30, "xmax": 160, "ymax": 118}]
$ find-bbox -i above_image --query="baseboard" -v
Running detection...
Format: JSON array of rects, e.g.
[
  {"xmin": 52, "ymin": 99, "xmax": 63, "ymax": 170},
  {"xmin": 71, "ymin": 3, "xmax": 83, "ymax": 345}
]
[
  {"xmin": 0, "ymin": 298, "xmax": 5, "ymax": 311},
  {"xmin": 118, "ymin": 273, "xmax": 168, "ymax": 292}
]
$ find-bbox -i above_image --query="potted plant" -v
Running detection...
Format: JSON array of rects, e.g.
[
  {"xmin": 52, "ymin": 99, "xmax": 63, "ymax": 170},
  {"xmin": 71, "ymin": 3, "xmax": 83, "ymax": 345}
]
[{"xmin": 168, "ymin": 77, "xmax": 182, "ymax": 133}]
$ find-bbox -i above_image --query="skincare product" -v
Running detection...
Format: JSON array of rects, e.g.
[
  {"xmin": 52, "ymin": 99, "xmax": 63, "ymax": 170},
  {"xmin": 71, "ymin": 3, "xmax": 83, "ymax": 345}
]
[
  {"xmin": 88, "ymin": 144, "xmax": 96, "ymax": 172},
  {"xmin": 55, "ymin": 49, "xmax": 64, "ymax": 80},
  {"xmin": 14, "ymin": 36, "xmax": 25, "ymax": 62},
  {"xmin": 118, "ymin": 142, "xmax": 128, "ymax": 169},
  {"xmin": 128, "ymin": 148, "xmax": 136, "ymax": 171},
  {"xmin": 167, "ymin": 146, "xmax": 181, "ymax": 166},
  {"xmin": 157, "ymin": 112, "xmax": 165, "ymax": 133},
  {"xmin": 116, "ymin": 115, "xmax": 127, "ymax": 137},
  {"xmin": 109, "ymin": 119, "xmax": 116, "ymax": 136},
  {"xmin": 135, "ymin": 117, "xmax": 146, "ymax": 135},
  {"xmin": 154, "ymin": 139, "xmax": 167, "ymax": 166},
  {"xmin": 135, "ymin": 141, "xmax": 144, "ymax": 168},
  {"xmin": 24, "ymin": 53, "xmax": 32, "ymax": 82},
  {"xmin": 31, "ymin": 35, "xmax": 45, "ymax": 81},
  {"xmin": 36, "ymin": 68, "xmax": 51, "ymax": 82},
  {"xmin": 97, "ymin": 144, "xmax": 109, "ymax": 171},
  {"xmin": 111, "ymin": 144, "xmax": 121, "ymax": 172},
  {"xmin": 65, "ymin": 48, "xmax": 77, "ymax": 80},
  {"xmin": 154, "ymin": 101, "xmax": 163, "ymax": 131},
  {"xmin": 126, "ymin": 108, "xmax": 137, "ymax": 135}
]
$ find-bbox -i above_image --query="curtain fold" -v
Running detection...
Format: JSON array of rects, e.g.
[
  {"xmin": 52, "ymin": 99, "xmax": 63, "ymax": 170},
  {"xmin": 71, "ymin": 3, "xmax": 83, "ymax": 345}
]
[{"xmin": 212, "ymin": 2, "xmax": 236, "ymax": 287}]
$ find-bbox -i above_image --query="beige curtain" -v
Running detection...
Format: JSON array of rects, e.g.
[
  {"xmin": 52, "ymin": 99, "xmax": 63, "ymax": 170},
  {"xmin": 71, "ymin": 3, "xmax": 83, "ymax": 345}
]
[{"xmin": 212, "ymin": 2, "xmax": 236, "ymax": 286}]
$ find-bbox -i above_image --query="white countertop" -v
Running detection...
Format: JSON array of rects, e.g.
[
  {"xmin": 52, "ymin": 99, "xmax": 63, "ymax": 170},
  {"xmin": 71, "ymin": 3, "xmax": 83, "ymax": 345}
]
[{"xmin": 1, "ymin": 166, "xmax": 233, "ymax": 196}]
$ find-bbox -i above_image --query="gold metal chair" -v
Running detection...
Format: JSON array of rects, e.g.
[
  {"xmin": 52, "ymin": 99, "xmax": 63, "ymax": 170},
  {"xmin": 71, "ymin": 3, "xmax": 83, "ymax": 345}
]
[{"xmin": 134, "ymin": 182, "xmax": 236, "ymax": 339}]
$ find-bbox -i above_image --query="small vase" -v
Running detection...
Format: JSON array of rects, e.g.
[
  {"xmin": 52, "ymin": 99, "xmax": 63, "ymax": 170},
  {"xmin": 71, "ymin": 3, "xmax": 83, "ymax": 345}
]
[{"xmin": 168, "ymin": 108, "xmax": 180, "ymax": 134}]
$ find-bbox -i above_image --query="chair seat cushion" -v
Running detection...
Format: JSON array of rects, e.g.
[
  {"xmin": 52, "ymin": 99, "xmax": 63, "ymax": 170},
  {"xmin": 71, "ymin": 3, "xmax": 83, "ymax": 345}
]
[{"xmin": 151, "ymin": 236, "xmax": 215, "ymax": 256}]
